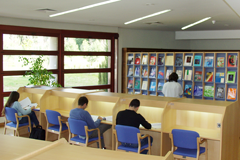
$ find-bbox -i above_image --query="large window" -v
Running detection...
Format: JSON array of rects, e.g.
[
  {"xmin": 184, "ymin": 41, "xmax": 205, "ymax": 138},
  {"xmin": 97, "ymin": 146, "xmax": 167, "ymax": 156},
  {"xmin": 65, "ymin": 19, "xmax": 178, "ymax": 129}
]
[{"xmin": 0, "ymin": 25, "xmax": 118, "ymax": 113}]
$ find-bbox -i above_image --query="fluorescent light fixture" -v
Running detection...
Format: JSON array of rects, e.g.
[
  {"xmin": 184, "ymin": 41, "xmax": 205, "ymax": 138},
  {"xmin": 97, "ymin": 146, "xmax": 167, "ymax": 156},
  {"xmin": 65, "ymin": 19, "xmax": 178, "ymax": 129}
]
[
  {"xmin": 124, "ymin": 9, "xmax": 171, "ymax": 25},
  {"xmin": 50, "ymin": 0, "xmax": 121, "ymax": 17},
  {"xmin": 181, "ymin": 17, "xmax": 211, "ymax": 30}
]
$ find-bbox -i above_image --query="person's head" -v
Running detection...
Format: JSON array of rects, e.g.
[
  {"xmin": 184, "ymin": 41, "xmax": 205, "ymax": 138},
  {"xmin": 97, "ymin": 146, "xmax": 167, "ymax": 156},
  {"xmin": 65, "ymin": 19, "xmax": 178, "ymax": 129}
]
[
  {"xmin": 169, "ymin": 72, "xmax": 178, "ymax": 82},
  {"xmin": 2, "ymin": 91, "xmax": 20, "ymax": 116},
  {"xmin": 129, "ymin": 99, "xmax": 140, "ymax": 111},
  {"xmin": 78, "ymin": 96, "xmax": 88, "ymax": 109}
]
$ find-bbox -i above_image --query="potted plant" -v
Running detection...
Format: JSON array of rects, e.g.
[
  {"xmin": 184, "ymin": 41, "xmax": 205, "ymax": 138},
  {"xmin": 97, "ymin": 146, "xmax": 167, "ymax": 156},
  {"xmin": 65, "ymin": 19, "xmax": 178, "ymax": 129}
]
[{"xmin": 19, "ymin": 55, "xmax": 61, "ymax": 87}]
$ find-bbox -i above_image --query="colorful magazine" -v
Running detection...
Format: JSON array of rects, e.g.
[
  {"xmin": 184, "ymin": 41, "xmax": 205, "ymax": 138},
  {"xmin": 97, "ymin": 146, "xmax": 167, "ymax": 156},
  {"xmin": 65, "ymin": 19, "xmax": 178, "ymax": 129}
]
[
  {"xmin": 227, "ymin": 88, "xmax": 237, "ymax": 100},
  {"xmin": 194, "ymin": 55, "xmax": 202, "ymax": 66},
  {"xmin": 203, "ymin": 86, "xmax": 214, "ymax": 97},
  {"xmin": 184, "ymin": 84, "xmax": 192, "ymax": 95},
  {"xmin": 158, "ymin": 70, "xmax": 164, "ymax": 79},
  {"xmin": 175, "ymin": 57, "xmax": 183, "ymax": 66},
  {"xmin": 157, "ymin": 82, "xmax": 164, "ymax": 92},
  {"xmin": 149, "ymin": 81, "xmax": 156, "ymax": 91},
  {"xmin": 227, "ymin": 55, "xmax": 237, "ymax": 67},
  {"xmin": 149, "ymin": 56, "xmax": 156, "ymax": 65},
  {"xmin": 158, "ymin": 56, "xmax": 164, "ymax": 65},
  {"xmin": 226, "ymin": 71, "xmax": 236, "ymax": 83},
  {"xmin": 215, "ymin": 72, "xmax": 224, "ymax": 83},
  {"xmin": 217, "ymin": 57, "xmax": 224, "ymax": 67},
  {"xmin": 194, "ymin": 86, "xmax": 203, "ymax": 96},
  {"xmin": 204, "ymin": 56, "xmax": 214, "ymax": 67},
  {"xmin": 149, "ymin": 68, "xmax": 156, "ymax": 78},
  {"xmin": 134, "ymin": 80, "xmax": 140, "ymax": 89},
  {"xmin": 205, "ymin": 72, "xmax": 213, "ymax": 82},
  {"xmin": 134, "ymin": 67, "xmax": 140, "ymax": 76},
  {"xmin": 216, "ymin": 87, "xmax": 224, "ymax": 98},
  {"xmin": 194, "ymin": 71, "xmax": 202, "ymax": 81}
]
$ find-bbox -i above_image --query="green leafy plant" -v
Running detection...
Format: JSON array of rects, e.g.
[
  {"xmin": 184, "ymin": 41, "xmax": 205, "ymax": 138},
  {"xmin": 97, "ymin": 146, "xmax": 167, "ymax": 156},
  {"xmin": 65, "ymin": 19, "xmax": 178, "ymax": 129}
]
[{"xmin": 19, "ymin": 55, "xmax": 61, "ymax": 87}]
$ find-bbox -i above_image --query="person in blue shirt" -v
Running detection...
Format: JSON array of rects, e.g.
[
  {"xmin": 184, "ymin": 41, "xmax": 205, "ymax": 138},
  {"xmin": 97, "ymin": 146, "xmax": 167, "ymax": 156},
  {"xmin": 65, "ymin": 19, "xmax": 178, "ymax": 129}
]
[
  {"xmin": 69, "ymin": 96, "xmax": 111, "ymax": 149},
  {"xmin": 2, "ymin": 91, "xmax": 39, "ymax": 126}
]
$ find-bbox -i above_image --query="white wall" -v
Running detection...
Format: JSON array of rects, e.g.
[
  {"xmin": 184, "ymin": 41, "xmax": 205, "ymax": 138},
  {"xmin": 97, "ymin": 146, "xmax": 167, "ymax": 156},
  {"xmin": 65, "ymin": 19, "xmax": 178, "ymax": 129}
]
[
  {"xmin": 0, "ymin": 16, "xmax": 191, "ymax": 93},
  {"xmin": 190, "ymin": 39, "xmax": 240, "ymax": 50},
  {"xmin": 118, "ymin": 28, "xmax": 190, "ymax": 91}
]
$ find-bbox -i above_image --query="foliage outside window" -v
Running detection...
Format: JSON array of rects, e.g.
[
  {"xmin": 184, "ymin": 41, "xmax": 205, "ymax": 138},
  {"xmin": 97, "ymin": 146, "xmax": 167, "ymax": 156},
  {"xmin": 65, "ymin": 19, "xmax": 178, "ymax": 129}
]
[{"xmin": 19, "ymin": 55, "xmax": 61, "ymax": 87}]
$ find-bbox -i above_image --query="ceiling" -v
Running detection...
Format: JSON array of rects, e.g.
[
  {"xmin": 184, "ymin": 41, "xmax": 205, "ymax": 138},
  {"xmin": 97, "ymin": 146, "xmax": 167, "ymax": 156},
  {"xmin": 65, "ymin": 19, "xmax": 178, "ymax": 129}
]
[{"xmin": 0, "ymin": 0, "xmax": 240, "ymax": 31}]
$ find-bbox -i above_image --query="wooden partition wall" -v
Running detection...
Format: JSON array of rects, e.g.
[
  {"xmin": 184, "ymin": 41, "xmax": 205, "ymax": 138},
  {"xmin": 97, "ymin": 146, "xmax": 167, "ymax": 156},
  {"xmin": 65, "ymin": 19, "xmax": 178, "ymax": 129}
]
[
  {"xmin": 15, "ymin": 86, "xmax": 239, "ymax": 160},
  {"xmin": 161, "ymin": 98, "xmax": 238, "ymax": 160},
  {"xmin": 113, "ymin": 96, "xmax": 178, "ymax": 156}
]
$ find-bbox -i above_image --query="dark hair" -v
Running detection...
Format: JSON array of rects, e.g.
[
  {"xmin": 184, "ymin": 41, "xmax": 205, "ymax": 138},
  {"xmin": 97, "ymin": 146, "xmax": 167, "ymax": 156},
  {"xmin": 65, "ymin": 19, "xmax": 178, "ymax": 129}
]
[
  {"xmin": 5, "ymin": 91, "xmax": 20, "ymax": 108},
  {"xmin": 2, "ymin": 91, "xmax": 20, "ymax": 116},
  {"xmin": 169, "ymin": 72, "xmax": 178, "ymax": 82},
  {"xmin": 78, "ymin": 96, "xmax": 88, "ymax": 106},
  {"xmin": 129, "ymin": 99, "xmax": 140, "ymax": 108}
]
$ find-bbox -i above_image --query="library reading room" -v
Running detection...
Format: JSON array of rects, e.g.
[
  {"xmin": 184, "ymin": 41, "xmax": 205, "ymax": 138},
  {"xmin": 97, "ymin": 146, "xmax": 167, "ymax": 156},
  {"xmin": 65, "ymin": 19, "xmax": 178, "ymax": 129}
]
[{"xmin": 1, "ymin": 1, "xmax": 240, "ymax": 160}]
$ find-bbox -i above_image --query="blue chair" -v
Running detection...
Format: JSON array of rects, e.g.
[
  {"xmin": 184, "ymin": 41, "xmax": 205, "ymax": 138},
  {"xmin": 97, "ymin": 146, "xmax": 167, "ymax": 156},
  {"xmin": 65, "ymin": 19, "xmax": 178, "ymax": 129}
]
[
  {"xmin": 66, "ymin": 118, "xmax": 102, "ymax": 148},
  {"xmin": 169, "ymin": 129, "xmax": 208, "ymax": 160},
  {"xmin": 4, "ymin": 107, "xmax": 32, "ymax": 136},
  {"xmin": 114, "ymin": 125, "xmax": 151, "ymax": 154},
  {"xmin": 45, "ymin": 110, "xmax": 68, "ymax": 140}
]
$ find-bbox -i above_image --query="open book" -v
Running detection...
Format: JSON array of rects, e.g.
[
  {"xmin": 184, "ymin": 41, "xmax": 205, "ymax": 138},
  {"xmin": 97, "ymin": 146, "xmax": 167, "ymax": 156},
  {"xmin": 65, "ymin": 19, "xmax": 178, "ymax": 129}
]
[
  {"xmin": 19, "ymin": 97, "xmax": 38, "ymax": 110},
  {"xmin": 91, "ymin": 115, "xmax": 113, "ymax": 122}
]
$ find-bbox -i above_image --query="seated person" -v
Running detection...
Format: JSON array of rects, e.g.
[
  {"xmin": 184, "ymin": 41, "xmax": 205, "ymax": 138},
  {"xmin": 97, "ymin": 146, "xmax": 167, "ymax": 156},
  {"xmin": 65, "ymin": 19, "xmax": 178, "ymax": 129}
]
[
  {"xmin": 69, "ymin": 96, "xmax": 111, "ymax": 149},
  {"xmin": 116, "ymin": 99, "xmax": 153, "ymax": 154},
  {"xmin": 2, "ymin": 91, "xmax": 39, "ymax": 127}
]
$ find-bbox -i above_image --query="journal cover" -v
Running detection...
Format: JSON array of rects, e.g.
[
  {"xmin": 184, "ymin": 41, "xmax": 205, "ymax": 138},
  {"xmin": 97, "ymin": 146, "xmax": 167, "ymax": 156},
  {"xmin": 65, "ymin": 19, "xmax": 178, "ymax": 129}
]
[
  {"xmin": 127, "ymin": 55, "xmax": 134, "ymax": 64},
  {"xmin": 194, "ymin": 71, "xmax": 202, "ymax": 81},
  {"xmin": 228, "ymin": 55, "xmax": 237, "ymax": 67},
  {"xmin": 217, "ymin": 57, "xmax": 224, "ymax": 67},
  {"xmin": 158, "ymin": 56, "xmax": 164, "ymax": 65},
  {"xmin": 184, "ymin": 55, "xmax": 193, "ymax": 66},
  {"xmin": 194, "ymin": 86, "xmax": 203, "ymax": 96},
  {"xmin": 134, "ymin": 67, "xmax": 140, "ymax": 76},
  {"xmin": 215, "ymin": 72, "xmax": 224, "ymax": 83},
  {"xmin": 128, "ymin": 67, "xmax": 133, "ymax": 76},
  {"xmin": 134, "ymin": 80, "xmax": 140, "ymax": 89},
  {"xmin": 175, "ymin": 57, "xmax": 183, "ymax": 66},
  {"xmin": 216, "ymin": 87, "xmax": 224, "ymax": 98},
  {"xmin": 205, "ymin": 72, "xmax": 213, "ymax": 82},
  {"xmin": 184, "ymin": 84, "xmax": 192, "ymax": 95},
  {"xmin": 149, "ymin": 56, "xmax": 156, "ymax": 65},
  {"xmin": 226, "ymin": 71, "xmax": 236, "ymax": 83},
  {"xmin": 135, "ymin": 55, "xmax": 141, "ymax": 65},
  {"xmin": 227, "ymin": 88, "xmax": 237, "ymax": 100},
  {"xmin": 204, "ymin": 56, "xmax": 214, "ymax": 67},
  {"xmin": 157, "ymin": 82, "xmax": 164, "ymax": 92},
  {"xmin": 203, "ymin": 86, "xmax": 214, "ymax": 97},
  {"xmin": 194, "ymin": 55, "xmax": 202, "ymax": 66},
  {"xmin": 158, "ymin": 70, "xmax": 164, "ymax": 79},
  {"xmin": 149, "ymin": 68, "xmax": 156, "ymax": 78},
  {"xmin": 142, "ymin": 55, "xmax": 148, "ymax": 65},
  {"xmin": 127, "ymin": 80, "xmax": 133, "ymax": 88},
  {"xmin": 149, "ymin": 81, "xmax": 156, "ymax": 91}
]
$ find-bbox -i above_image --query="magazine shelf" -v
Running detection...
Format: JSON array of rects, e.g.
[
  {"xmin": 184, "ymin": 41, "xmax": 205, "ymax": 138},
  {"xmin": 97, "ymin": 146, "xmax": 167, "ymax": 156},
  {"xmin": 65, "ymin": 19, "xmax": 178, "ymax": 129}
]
[{"xmin": 125, "ymin": 52, "xmax": 239, "ymax": 101}]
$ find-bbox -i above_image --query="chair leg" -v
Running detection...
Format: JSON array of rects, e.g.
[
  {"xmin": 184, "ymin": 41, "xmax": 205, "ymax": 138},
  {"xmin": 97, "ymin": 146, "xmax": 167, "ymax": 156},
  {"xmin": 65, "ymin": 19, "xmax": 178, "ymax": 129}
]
[
  {"xmin": 16, "ymin": 130, "xmax": 20, "ymax": 137},
  {"xmin": 58, "ymin": 133, "xmax": 61, "ymax": 140},
  {"xmin": 14, "ymin": 130, "xmax": 16, "ymax": 136},
  {"xmin": 3, "ymin": 127, "xmax": 6, "ymax": 135},
  {"xmin": 45, "ymin": 131, "xmax": 48, "ymax": 141}
]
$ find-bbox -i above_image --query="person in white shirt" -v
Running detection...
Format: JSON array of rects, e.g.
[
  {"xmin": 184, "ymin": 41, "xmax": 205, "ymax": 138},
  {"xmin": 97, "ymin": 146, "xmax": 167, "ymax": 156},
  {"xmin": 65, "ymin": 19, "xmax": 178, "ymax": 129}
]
[{"xmin": 162, "ymin": 72, "xmax": 183, "ymax": 98}]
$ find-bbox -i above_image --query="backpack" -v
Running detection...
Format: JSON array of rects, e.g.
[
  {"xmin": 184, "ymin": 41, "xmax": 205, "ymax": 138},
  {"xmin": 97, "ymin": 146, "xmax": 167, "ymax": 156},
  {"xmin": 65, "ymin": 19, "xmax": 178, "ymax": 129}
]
[{"xmin": 29, "ymin": 125, "xmax": 45, "ymax": 140}]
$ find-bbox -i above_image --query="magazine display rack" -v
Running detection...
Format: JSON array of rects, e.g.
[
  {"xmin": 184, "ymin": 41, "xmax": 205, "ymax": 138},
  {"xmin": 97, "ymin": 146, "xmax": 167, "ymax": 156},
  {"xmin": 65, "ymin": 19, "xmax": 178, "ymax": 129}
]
[{"xmin": 125, "ymin": 52, "xmax": 239, "ymax": 101}]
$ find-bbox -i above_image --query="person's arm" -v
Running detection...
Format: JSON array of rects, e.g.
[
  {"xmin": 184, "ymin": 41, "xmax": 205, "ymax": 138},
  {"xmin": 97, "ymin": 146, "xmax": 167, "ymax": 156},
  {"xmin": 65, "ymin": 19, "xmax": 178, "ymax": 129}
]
[
  {"xmin": 162, "ymin": 83, "xmax": 166, "ymax": 96},
  {"xmin": 14, "ymin": 102, "xmax": 32, "ymax": 115},
  {"xmin": 139, "ymin": 114, "xmax": 151, "ymax": 129},
  {"xmin": 84, "ymin": 112, "xmax": 101, "ymax": 129},
  {"xmin": 178, "ymin": 83, "xmax": 183, "ymax": 96}
]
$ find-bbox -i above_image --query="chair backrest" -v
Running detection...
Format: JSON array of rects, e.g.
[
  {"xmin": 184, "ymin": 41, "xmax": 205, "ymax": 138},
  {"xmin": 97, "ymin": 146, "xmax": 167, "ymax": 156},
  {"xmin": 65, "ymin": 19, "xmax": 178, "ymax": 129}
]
[
  {"xmin": 172, "ymin": 129, "xmax": 200, "ymax": 149},
  {"xmin": 5, "ymin": 107, "xmax": 17, "ymax": 123},
  {"xmin": 115, "ymin": 125, "xmax": 140, "ymax": 144},
  {"xmin": 68, "ymin": 118, "xmax": 87, "ymax": 136},
  {"xmin": 46, "ymin": 109, "xmax": 61, "ymax": 125}
]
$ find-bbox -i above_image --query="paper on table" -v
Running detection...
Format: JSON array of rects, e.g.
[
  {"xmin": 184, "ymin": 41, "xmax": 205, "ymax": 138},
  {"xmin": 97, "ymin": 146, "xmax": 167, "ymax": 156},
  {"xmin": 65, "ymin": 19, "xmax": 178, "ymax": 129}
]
[
  {"xmin": 105, "ymin": 116, "xmax": 112, "ymax": 122},
  {"xmin": 91, "ymin": 115, "xmax": 113, "ymax": 122},
  {"xmin": 91, "ymin": 115, "xmax": 98, "ymax": 121},
  {"xmin": 140, "ymin": 123, "xmax": 161, "ymax": 129}
]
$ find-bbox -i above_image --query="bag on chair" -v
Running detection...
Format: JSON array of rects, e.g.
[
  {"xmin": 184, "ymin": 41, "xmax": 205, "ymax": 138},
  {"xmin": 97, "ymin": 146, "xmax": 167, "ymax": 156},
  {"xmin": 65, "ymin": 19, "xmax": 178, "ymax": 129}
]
[{"xmin": 29, "ymin": 125, "xmax": 45, "ymax": 140}]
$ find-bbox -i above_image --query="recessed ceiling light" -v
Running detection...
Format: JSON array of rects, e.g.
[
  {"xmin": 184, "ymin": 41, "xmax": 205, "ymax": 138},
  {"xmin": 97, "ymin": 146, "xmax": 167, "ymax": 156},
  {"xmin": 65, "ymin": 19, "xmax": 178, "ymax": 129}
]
[
  {"xmin": 124, "ymin": 9, "xmax": 171, "ymax": 25},
  {"xmin": 181, "ymin": 17, "xmax": 211, "ymax": 30},
  {"xmin": 49, "ymin": 0, "xmax": 121, "ymax": 17}
]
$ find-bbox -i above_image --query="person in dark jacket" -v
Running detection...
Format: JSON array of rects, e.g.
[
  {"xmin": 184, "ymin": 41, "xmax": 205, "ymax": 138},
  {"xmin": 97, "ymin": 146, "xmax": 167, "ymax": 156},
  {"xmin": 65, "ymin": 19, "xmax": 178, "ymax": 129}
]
[{"xmin": 116, "ymin": 99, "xmax": 153, "ymax": 154}]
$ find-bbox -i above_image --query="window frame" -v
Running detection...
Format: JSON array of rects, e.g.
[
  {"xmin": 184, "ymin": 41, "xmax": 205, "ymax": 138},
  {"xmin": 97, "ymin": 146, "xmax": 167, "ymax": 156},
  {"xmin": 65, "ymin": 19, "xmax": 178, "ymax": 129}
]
[{"xmin": 0, "ymin": 25, "xmax": 118, "ymax": 112}]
